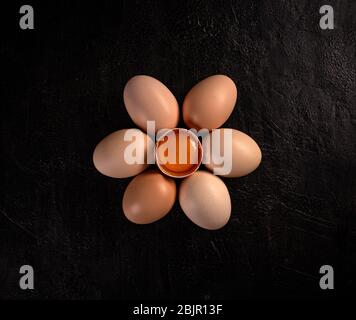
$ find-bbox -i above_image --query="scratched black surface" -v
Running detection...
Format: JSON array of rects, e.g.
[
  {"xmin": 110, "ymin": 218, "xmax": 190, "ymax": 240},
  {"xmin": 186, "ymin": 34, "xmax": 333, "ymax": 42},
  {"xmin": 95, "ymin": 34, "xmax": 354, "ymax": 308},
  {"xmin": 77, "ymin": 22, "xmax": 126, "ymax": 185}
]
[{"xmin": 1, "ymin": 0, "xmax": 355, "ymax": 299}]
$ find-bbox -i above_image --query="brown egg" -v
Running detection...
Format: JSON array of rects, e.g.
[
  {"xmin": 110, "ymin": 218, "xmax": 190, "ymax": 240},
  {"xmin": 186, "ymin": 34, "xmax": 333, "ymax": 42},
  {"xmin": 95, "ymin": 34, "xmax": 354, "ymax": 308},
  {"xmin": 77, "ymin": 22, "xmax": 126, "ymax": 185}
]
[
  {"xmin": 123, "ymin": 170, "xmax": 176, "ymax": 224},
  {"xmin": 203, "ymin": 129, "xmax": 262, "ymax": 177},
  {"xmin": 183, "ymin": 75, "xmax": 237, "ymax": 130},
  {"xmin": 123, "ymin": 75, "xmax": 179, "ymax": 132},
  {"xmin": 93, "ymin": 129, "xmax": 153, "ymax": 178},
  {"xmin": 179, "ymin": 171, "xmax": 231, "ymax": 230}
]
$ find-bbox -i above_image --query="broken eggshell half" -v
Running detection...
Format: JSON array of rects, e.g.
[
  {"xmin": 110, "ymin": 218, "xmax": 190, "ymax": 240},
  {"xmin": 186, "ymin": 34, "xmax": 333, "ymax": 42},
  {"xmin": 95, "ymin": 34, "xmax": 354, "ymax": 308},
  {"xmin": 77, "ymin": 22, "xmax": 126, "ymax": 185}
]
[{"xmin": 155, "ymin": 128, "xmax": 203, "ymax": 178}]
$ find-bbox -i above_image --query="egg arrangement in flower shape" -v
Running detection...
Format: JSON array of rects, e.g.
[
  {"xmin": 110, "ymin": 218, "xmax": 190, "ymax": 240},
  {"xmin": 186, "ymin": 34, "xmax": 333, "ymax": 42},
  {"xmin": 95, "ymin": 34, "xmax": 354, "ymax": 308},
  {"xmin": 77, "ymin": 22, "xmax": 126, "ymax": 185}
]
[{"xmin": 93, "ymin": 75, "xmax": 261, "ymax": 230}]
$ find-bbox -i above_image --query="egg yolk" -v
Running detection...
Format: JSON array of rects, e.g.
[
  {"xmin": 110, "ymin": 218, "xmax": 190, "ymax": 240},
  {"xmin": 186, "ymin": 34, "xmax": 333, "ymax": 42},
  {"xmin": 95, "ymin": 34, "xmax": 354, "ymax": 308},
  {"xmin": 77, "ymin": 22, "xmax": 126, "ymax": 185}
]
[{"xmin": 157, "ymin": 129, "xmax": 200, "ymax": 176}]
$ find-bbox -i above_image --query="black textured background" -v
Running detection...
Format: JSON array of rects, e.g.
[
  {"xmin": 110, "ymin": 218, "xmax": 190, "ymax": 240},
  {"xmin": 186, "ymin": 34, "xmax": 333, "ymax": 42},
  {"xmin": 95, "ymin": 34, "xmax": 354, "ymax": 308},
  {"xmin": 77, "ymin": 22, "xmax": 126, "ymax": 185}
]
[{"xmin": 1, "ymin": 0, "xmax": 355, "ymax": 299}]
